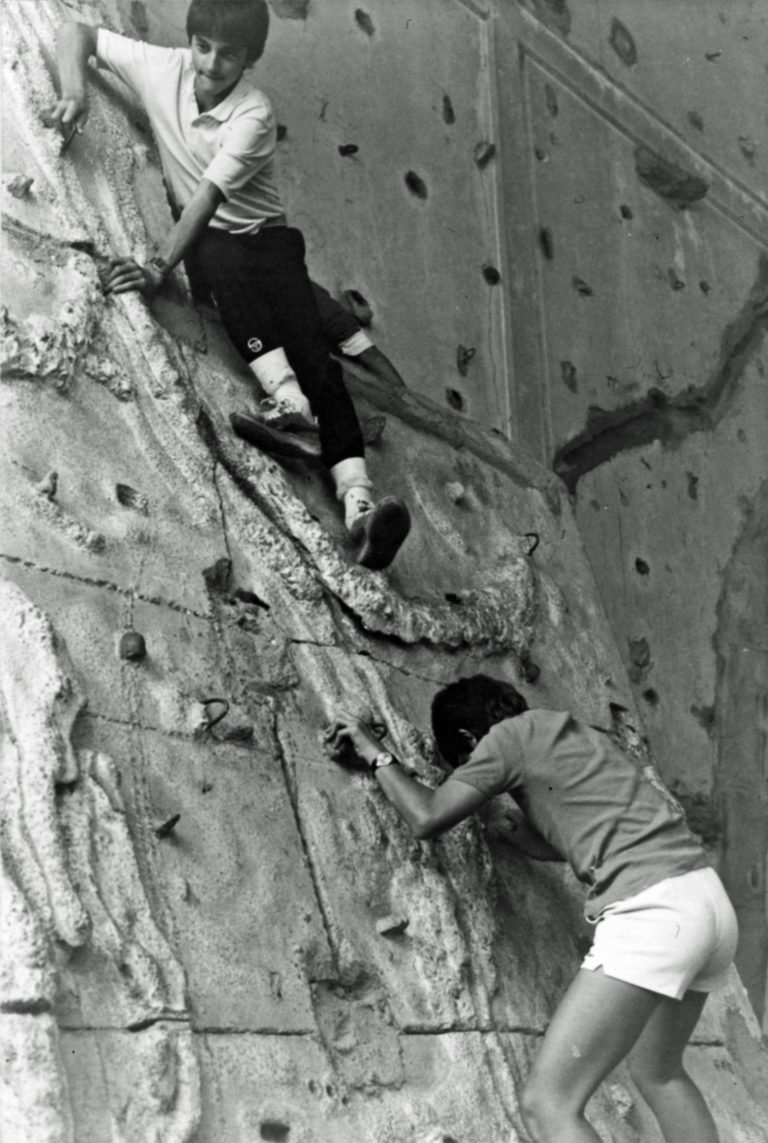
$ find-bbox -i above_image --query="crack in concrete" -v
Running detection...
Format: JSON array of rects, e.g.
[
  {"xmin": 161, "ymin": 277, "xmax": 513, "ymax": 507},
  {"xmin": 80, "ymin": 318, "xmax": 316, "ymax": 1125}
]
[
  {"xmin": 286, "ymin": 638, "xmax": 451, "ymax": 686},
  {"xmin": 0, "ymin": 552, "xmax": 210, "ymax": 618},
  {"xmin": 270, "ymin": 704, "xmax": 339, "ymax": 970},
  {"xmin": 553, "ymin": 254, "xmax": 768, "ymax": 492}
]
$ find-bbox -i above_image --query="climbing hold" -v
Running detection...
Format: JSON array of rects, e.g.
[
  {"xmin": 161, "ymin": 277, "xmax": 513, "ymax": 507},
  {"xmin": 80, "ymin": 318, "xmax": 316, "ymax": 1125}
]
[
  {"xmin": 686, "ymin": 472, "xmax": 699, "ymax": 500},
  {"xmin": 544, "ymin": 83, "xmax": 558, "ymax": 117},
  {"xmin": 456, "ymin": 345, "xmax": 475, "ymax": 376},
  {"xmin": 154, "ymin": 813, "xmax": 181, "ymax": 839},
  {"xmin": 538, "ymin": 227, "xmax": 554, "ymax": 259},
  {"xmin": 642, "ymin": 688, "xmax": 659, "ymax": 707},
  {"xmin": 522, "ymin": 532, "xmax": 540, "ymax": 556},
  {"xmin": 560, "ymin": 361, "xmax": 578, "ymax": 393},
  {"xmin": 7, "ymin": 174, "xmax": 34, "ymax": 199},
  {"xmin": 572, "ymin": 276, "xmax": 593, "ymax": 297},
  {"xmin": 119, "ymin": 631, "xmax": 146, "ymax": 660},
  {"xmin": 354, "ymin": 8, "xmax": 375, "ymax": 36},
  {"xmin": 276, "ymin": 124, "xmax": 288, "ymax": 141},
  {"xmin": 444, "ymin": 592, "xmax": 463, "ymax": 605},
  {"xmin": 445, "ymin": 481, "xmax": 466, "ymax": 504},
  {"xmin": 202, "ymin": 557, "xmax": 232, "ymax": 592},
  {"xmin": 627, "ymin": 637, "xmax": 651, "ymax": 682},
  {"xmin": 609, "ymin": 18, "xmax": 637, "ymax": 66},
  {"xmin": 445, "ymin": 388, "xmax": 465, "ymax": 412},
  {"xmin": 699, "ymin": 280, "xmax": 711, "ymax": 294},
  {"xmin": 232, "ymin": 587, "xmax": 271, "ymax": 610},
  {"xmin": 260, "ymin": 1121, "xmax": 290, "ymax": 1141},
  {"xmin": 35, "ymin": 471, "xmax": 58, "ymax": 501},
  {"xmin": 342, "ymin": 289, "xmax": 373, "ymax": 326},
  {"xmin": 116, "ymin": 482, "xmax": 148, "ymax": 514},
  {"xmin": 521, "ymin": 658, "xmax": 540, "ymax": 684},
  {"xmin": 473, "ymin": 141, "xmax": 496, "ymax": 169},
  {"xmin": 667, "ymin": 268, "xmax": 685, "ymax": 291},
  {"xmin": 442, "ymin": 94, "xmax": 455, "ymax": 125},
  {"xmin": 482, "ymin": 263, "xmax": 501, "ymax": 285},
  {"xmin": 738, "ymin": 136, "xmax": 757, "ymax": 166},
  {"xmin": 687, "ymin": 111, "xmax": 704, "ymax": 132},
  {"xmin": 635, "ymin": 558, "xmax": 650, "ymax": 575},
  {"xmin": 404, "ymin": 170, "xmax": 428, "ymax": 199},
  {"xmin": 200, "ymin": 697, "xmax": 230, "ymax": 731},
  {"xmin": 634, "ymin": 146, "xmax": 708, "ymax": 208},
  {"xmin": 376, "ymin": 913, "xmax": 409, "ymax": 936},
  {"xmin": 338, "ymin": 143, "xmax": 359, "ymax": 157},
  {"xmin": 270, "ymin": 0, "xmax": 309, "ymax": 17},
  {"xmin": 619, "ymin": 203, "xmax": 633, "ymax": 220}
]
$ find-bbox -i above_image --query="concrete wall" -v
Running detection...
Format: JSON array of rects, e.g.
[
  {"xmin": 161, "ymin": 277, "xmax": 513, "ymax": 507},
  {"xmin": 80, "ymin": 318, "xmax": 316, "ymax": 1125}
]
[
  {"xmin": 124, "ymin": 0, "xmax": 768, "ymax": 1023},
  {"xmin": 2, "ymin": 1, "xmax": 768, "ymax": 1140},
  {"xmin": 491, "ymin": 0, "xmax": 768, "ymax": 1022}
]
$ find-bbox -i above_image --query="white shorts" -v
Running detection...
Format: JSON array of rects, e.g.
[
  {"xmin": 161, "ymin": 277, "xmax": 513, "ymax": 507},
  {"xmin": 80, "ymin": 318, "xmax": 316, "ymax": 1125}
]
[{"xmin": 582, "ymin": 867, "xmax": 738, "ymax": 1000}]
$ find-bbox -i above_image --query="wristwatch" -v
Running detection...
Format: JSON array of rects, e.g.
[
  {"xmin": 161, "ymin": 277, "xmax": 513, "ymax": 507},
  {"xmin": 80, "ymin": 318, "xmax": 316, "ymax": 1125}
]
[
  {"xmin": 370, "ymin": 751, "xmax": 397, "ymax": 774},
  {"xmin": 147, "ymin": 255, "xmax": 169, "ymax": 279}
]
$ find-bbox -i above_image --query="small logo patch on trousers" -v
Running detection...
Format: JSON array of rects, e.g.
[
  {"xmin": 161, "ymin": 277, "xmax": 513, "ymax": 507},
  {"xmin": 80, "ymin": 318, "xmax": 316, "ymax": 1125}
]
[{"xmin": 247, "ymin": 336, "xmax": 264, "ymax": 354}]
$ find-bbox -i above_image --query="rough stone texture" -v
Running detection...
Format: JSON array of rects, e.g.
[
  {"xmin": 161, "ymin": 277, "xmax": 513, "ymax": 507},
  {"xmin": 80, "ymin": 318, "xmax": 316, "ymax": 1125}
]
[{"xmin": 2, "ymin": 2, "xmax": 767, "ymax": 1141}]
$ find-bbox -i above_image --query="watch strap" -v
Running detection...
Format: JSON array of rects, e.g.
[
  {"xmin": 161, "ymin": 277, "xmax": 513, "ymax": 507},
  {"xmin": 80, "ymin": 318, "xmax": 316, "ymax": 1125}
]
[{"xmin": 371, "ymin": 750, "xmax": 397, "ymax": 774}]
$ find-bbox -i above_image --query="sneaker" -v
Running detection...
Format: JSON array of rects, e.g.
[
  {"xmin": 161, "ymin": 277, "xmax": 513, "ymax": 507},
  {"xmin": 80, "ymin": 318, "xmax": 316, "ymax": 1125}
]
[
  {"xmin": 230, "ymin": 412, "xmax": 321, "ymax": 460},
  {"xmin": 349, "ymin": 497, "xmax": 411, "ymax": 570},
  {"xmin": 254, "ymin": 396, "xmax": 318, "ymax": 434}
]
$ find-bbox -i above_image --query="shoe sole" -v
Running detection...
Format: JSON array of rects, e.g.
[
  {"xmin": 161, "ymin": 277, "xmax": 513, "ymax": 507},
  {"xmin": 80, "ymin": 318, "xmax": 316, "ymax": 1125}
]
[
  {"xmin": 231, "ymin": 412, "xmax": 387, "ymax": 461},
  {"xmin": 230, "ymin": 413, "xmax": 321, "ymax": 460},
  {"xmin": 353, "ymin": 498, "xmax": 411, "ymax": 570}
]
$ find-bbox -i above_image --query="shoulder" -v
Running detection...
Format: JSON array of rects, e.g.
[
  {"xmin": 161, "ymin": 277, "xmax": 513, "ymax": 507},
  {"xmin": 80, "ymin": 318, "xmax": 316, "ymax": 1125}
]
[
  {"xmin": 228, "ymin": 83, "xmax": 275, "ymax": 124},
  {"xmin": 96, "ymin": 27, "xmax": 187, "ymax": 73}
]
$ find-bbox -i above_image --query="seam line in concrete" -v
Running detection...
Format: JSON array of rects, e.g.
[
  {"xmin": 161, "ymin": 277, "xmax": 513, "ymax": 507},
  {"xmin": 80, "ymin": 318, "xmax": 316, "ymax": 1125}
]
[{"xmin": 0, "ymin": 552, "xmax": 210, "ymax": 619}]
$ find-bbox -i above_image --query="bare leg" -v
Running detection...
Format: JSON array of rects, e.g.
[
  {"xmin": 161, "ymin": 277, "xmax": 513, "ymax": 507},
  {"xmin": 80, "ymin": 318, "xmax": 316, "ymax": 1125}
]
[
  {"xmin": 628, "ymin": 990, "xmax": 719, "ymax": 1143},
  {"xmin": 521, "ymin": 968, "xmax": 662, "ymax": 1142}
]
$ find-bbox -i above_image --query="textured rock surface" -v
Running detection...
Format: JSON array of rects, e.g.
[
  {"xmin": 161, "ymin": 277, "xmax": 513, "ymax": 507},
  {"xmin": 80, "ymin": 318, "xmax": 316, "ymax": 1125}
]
[{"xmin": 2, "ymin": 2, "xmax": 767, "ymax": 1141}]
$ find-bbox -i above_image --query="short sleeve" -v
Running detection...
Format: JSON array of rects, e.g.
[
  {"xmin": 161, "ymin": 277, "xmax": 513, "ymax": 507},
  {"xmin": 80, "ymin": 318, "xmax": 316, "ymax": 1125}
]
[
  {"xmin": 449, "ymin": 719, "xmax": 525, "ymax": 798},
  {"xmin": 95, "ymin": 28, "xmax": 180, "ymax": 102},
  {"xmin": 202, "ymin": 108, "xmax": 276, "ymax": 199}
]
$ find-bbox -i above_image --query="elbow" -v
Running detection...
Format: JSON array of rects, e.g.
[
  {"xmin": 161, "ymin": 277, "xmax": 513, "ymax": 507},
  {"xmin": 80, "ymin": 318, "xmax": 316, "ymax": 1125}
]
[{"xmin": 410, "ymin": 812, "xmax": 441, "ymax": 841}]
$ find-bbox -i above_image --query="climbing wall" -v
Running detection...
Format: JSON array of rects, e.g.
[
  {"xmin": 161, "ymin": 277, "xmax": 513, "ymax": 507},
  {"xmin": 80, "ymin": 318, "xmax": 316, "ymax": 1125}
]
[
  {"xmin": 2, "ymin": 2, "xmax": 768, "ymax": 1142},
  {"xmin": 123, "ymin": 0, "xmax": 768, "ymax": 1021},
  {"xmin": 490, "ymin": 1, "xmax": 768, "ymax": 1024}
]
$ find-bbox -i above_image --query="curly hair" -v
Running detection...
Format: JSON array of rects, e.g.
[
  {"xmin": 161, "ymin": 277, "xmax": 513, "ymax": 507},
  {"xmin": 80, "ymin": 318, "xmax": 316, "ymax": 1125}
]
[{"xmin": 431, "ymin": 674, "xmax": 528, "ymax": 768}]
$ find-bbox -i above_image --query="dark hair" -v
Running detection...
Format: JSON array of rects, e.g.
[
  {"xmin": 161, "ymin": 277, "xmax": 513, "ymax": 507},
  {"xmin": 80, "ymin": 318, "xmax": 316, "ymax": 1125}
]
[
  {"xmin": 186, "ymin": 0, "xmax": 269, "ymax": 63},
  {"xmin": 431, "ymin": 674, "xmax": 528, "ymax": 768}
]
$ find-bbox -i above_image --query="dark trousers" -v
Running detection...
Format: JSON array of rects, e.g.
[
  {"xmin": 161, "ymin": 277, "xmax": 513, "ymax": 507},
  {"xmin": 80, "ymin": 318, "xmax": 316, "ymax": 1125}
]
[{"xmin": 187, "ymin": 226, "xmax": 364, "ymax": 468}]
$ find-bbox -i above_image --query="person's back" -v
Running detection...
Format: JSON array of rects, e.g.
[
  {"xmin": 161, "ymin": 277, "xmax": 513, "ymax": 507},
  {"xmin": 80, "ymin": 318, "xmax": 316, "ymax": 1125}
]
[
  {"xmin": 327, "ymin": 676, "xmax": 739, "ymax": 1141},
  {"xmin": 452, "ymin": 709, "xmax": 709, "ymax": 918}
]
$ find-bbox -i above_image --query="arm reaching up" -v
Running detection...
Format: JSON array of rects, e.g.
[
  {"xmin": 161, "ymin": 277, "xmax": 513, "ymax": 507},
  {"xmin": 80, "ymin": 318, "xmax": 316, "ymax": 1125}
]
[
  {"xmin": 49, "ymin": 22, "xmax": 99, "ymax": 133},
  {"xmin": 325, "ymin": 707, "xmax": 491, "ymax": 840}
]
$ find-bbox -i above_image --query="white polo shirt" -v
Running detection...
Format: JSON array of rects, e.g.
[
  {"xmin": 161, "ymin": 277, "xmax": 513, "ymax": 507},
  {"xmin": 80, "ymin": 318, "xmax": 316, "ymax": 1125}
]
[{"xmin": 96, "ymin": 28, "xmax": 285, "ymax": 234}]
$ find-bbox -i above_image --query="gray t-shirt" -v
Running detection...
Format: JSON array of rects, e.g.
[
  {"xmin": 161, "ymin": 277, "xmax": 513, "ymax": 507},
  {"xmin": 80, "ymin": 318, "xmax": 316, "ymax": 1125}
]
[{"xmin": 450, "ymin": 710, "xmax": 709, "ymax": 919}]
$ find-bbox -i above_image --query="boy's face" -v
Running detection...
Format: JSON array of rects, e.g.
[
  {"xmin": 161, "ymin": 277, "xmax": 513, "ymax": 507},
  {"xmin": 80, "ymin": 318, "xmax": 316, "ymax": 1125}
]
[{"xmin": 190, "ymin": 34, "xmax": 251, "ymax": 106}]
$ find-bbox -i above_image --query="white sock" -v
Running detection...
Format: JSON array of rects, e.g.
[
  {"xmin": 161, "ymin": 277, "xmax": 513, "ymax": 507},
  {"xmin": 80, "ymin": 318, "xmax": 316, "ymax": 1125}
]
[
  {"xmin": 248, "ymin": 349, "xmax": 311, "ymax": 419},
  {"xmin": 330, "ymin": 456, "xmax": 372, "ymax": 501},
  {"xmin": 249, "ymin": 347, "xmax": 298, "ymax": 395},
  {"xmin": 342, "ymin": 486, "xmax": 375, "ymax": 528}
]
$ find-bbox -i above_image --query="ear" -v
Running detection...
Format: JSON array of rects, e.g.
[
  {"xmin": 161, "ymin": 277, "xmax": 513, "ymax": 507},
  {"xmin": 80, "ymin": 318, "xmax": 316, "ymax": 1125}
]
[{"xmin": 457, "ymin": 728, "xmax": 478, "ymax": 751}]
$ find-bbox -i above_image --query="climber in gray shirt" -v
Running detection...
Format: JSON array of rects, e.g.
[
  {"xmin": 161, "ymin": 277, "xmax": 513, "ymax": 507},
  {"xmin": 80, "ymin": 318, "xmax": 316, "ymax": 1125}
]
[{"xmin": 326, "ymin": 674, "xmax": 737, "ymax": 1143}]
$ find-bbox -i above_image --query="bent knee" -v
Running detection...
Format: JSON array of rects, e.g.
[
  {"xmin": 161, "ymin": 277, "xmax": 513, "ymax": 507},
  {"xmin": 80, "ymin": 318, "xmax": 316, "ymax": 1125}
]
[
  {"xmin": 521, "ymin": 1078, "xmax": 574, "ymax": 1136},
  {"xmin": 629, "ymin": 1056, "xmax": 686, "ymax": 1092}
]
